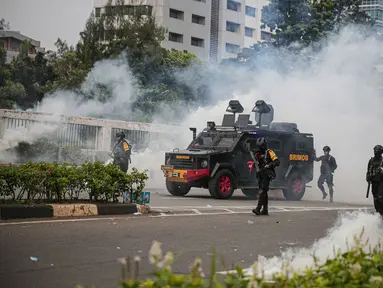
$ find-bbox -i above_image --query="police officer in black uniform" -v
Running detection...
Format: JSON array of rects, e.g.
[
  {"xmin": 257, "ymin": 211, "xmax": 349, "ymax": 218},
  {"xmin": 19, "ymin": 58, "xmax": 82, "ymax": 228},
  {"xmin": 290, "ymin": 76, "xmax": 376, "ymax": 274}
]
[
  {"xmin": 314, "ymin": 146, "xmax": 337, "ymax": 203},
  {"xmin": 366, "ymin": 145, "xmax": 383, "ymax": 214},
  {"xmin": 112, "ymin": 131, "xmax": 131, "ymax": 173},
  {"xmin": 252, "ymin": 137, "xmax": 280, "ymax": 216}
]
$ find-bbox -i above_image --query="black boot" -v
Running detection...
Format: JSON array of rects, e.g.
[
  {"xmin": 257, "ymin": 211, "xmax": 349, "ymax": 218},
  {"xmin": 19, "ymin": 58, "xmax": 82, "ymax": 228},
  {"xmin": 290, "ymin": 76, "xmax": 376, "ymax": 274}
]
[
  {"xmin": 319, "ymin": 186, "xmax": 327, "ymax": 199},
  {"xmin": 252, "ymin": 194, "xmax": 264, "ymax": 215},
  {"xmin": 329, "ymin": 187, "xmax": 334, "ymax": 203},
  {"xmin": 260, "ymin": 194, "xmax": 268, "ymax": 215}
]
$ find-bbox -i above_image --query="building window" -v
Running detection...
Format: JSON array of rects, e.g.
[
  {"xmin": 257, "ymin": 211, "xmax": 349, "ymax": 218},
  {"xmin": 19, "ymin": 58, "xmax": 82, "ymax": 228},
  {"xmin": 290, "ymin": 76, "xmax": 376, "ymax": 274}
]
[
  {"xmin": 0, "ymin": 39, "xmax": 4, "ymax": 49},
  {"xmin": 225, "ymin": 43, "xmax": 240, "ymax": 54},
  {"xmin": 191, "ymin": 37, "xmax": 204, "ymax": 47},
  {"xmin": 170, "ymin": 8, "xmax": 184, "ymax": 20},
  {"xmin": 95, "ymin": 8, "xmax": 101, "ymax": 17},
  {"xmin": 169, "ymin": 32, "xmax": 183, "ymax": 43},
  {"xmin": 245, "ymin": 6, "xmax": 256, "ymax": 17},
  {"xmin": 245, "ymin": 27, "xmax": 254, "ymax": 37},
  {"xmin": 192, "ymin": 14, "xmax": 206, "ymax": 25},
  {"xmin": 226, "ymin": 21, "xmax": 240, "ymax": 33},
  {"xmin": 9, "ymin": 40, "xmax": 21, "ymax": 52},
  {"xmin": 227, "ymin": 0, "xmax": 241, "ymax": 12},
  {"xmin": 261, "ymin": 31, "xmax": 272, "ymax": 41}
]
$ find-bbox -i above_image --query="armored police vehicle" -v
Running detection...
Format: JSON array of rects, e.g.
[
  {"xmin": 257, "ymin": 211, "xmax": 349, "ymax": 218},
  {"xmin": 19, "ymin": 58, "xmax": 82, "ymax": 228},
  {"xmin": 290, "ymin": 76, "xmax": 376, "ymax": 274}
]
[{"xmin": 160, "ymin": 100, "xmax": 315, "ymax": 201}]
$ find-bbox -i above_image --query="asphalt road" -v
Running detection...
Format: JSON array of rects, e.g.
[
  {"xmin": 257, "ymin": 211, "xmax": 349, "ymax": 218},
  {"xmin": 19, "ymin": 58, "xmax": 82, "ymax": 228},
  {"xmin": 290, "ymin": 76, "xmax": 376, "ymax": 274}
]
[
  {"xmin": 0, "ymin": 195, "xmax": 372, "ymax": 288},
  {"xmin": 146, "ymin": 186, "xmax": 371, "ymax": 210}
]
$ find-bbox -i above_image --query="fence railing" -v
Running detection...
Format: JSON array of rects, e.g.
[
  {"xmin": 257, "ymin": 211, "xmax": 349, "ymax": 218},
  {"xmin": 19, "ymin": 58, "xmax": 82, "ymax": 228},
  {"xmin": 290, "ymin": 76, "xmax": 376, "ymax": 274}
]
[{"xmin": 0, "ymin": 109, "xmax": 186, "ymax": 163}]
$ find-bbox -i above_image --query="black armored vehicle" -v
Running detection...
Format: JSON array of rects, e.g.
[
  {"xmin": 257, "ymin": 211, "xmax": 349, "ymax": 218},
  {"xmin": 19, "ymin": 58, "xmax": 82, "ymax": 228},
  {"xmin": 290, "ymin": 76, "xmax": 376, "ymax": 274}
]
[{"xmin": 160, "ymin": 100, "xmax": 315, "ymax": 201}]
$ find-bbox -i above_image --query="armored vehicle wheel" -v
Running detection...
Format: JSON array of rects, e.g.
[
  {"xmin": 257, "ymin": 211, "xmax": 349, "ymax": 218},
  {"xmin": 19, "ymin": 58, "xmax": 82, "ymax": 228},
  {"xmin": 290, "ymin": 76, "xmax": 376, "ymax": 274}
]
[
  {"xmin": 166, "ymin": 179, "xmax": 191, "ymax": 196},
  {"xmin": 283, "ymin": 172, "xmax": 306, "ymax": 201},
  {"xmin": 208, "ymin": 169, "xmax": 235, "ymax": 199},
  {"xmin": 241, "ymin": 189, "xmax": 259, "ymax": 199}
]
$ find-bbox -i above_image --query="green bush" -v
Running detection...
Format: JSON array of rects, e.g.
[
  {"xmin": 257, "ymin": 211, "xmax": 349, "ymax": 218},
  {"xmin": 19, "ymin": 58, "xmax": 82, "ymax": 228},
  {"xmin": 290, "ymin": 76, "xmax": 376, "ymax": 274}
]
[
  {"xmin": 76, "ymin": 232, "xmax": 383, "ymax": 288},
  {"xmin": 0, "ymin": 161, "xmax": 148, "ymax": 204}
]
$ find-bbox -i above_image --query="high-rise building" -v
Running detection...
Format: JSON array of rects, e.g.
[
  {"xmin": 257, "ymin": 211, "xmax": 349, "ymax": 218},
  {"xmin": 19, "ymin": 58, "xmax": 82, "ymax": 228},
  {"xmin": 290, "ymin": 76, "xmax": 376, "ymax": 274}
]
[
  {"xmin": 93, "ymin": 0, "xmax": 270, "ymax": 63},
  {"xmin": 360, "ymin": 0, "xmax": 383, "ymax": 27}
]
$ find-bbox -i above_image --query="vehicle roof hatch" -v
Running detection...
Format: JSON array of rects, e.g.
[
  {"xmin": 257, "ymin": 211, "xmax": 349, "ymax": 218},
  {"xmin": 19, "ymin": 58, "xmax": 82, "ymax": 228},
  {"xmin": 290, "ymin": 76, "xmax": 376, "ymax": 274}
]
[{"xmin": 252, "ymin": 100, "xmax": 274, "ymax": 127}]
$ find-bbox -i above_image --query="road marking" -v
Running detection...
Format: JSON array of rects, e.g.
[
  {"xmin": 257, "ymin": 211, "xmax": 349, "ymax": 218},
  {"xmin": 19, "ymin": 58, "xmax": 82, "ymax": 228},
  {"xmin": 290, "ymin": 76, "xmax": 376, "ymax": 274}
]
[
  {"xmin": 151, "ymin": 205, "xmax": 370, "ymax": 210},
  {"xmin": 0, "ymin": 207, "xmax": 371, "ymax": 226},
  {"xmin": 0, "ymin": 217, "xmax": 122, "ymax": 226},
  {"xmin": 191, "ymin": 209, "xmax": 202, "ymax": 214},
  {"xmin": 149, "ymin": 207, "xmax": 369, "ymax": 218},
  {"xmin": 223, "ymin": 208, "xmax": 236, "ymax": 213}
]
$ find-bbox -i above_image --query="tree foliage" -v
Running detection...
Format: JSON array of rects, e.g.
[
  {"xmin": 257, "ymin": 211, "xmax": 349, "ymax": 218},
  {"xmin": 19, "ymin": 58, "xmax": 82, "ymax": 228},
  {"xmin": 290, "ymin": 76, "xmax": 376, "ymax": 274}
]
[
  {"xmin": 0, "ymin": 5, "xmax": 200, "ymax": 118},
  {"xmin": 261, "ymin": 0, "xmax": 372, "ymax": 47},
  {"xmin": 225, "ymin": 0, "xmax": 374, "ymax": 70}
]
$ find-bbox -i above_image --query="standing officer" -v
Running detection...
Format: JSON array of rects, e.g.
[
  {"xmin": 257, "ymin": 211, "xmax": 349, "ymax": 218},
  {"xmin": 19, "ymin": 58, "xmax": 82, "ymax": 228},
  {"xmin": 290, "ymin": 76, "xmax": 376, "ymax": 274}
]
[
  {"xmin": 366, "ymin": 145, "xmax": 383, "ymax": 214},
  {"xmin": 251, "ymin": 137, "xmax": 280, "ymax": 216},
  {"xmin": 314, "ymin": 146, "xmax": 337, "ymax": 203},
  {"xmin": 112, "ymin": 131, "xmax": 132, "ymax": 173}
]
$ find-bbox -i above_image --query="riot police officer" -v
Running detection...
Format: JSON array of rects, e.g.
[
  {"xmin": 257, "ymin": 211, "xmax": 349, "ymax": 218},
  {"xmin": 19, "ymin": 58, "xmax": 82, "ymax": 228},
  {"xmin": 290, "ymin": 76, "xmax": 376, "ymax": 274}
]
[
  {"xmin": 366, "ymin": 145, "xmax": 383, "ymax": 214},
  {"xmin": 112, "ymin": 131, "xmax": 131, "ymax": 173},
  {"xmin": 314, "ymin": 146, "xmax": 337, "ymax": 203},
  {"xmin": 252, "ymin": 137, "xmax": 280, "ymax": 216}
]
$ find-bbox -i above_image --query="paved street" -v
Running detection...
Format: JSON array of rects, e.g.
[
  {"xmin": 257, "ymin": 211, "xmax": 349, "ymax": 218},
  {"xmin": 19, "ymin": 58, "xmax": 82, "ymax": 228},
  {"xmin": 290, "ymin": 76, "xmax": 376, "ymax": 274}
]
[
  {"xmin": 145, "ymin": 186, "xmax": 371, "ymax": 211},
  {"xmin": 0, "ymin": 187, "xmax": 372, "ymax": 288}
]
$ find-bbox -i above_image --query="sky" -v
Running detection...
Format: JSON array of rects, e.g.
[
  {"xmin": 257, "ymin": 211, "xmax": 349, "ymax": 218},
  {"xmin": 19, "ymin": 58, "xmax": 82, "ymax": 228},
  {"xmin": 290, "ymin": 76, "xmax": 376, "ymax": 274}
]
[{"xmin": 0, "ymin": 0, "xmax": 94, "ymax": 51}]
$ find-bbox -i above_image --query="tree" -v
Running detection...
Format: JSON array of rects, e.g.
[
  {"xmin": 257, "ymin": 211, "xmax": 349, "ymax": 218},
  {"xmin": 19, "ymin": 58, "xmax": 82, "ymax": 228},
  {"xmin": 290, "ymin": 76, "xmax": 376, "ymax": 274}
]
[
  {"xmin": 44, "ymin": 0, "xmax": 204, "ymax": 120},
  {"xmin": 48, "ymin": 39, "xmax": 89, "ymax": 91},
  {"xmin": 0, "ymin": 18, "xmax": 10, "ymax": 30},
  {"xmin": 0, "ymin": 47, "xmax": 26, "ymax": 109},
  {"xmin": 261, "ymin": 0, "xmax": 372, "ymax": 47}
]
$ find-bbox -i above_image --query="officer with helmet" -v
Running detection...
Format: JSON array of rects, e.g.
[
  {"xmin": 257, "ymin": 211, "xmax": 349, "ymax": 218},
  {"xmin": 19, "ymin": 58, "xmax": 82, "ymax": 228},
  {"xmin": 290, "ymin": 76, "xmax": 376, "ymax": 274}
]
[
  {"xmin": 251, "ymin": 137, "xmax": 280, "ymax": 216},
  {"xmin": 366, "ymin": 145, "xmax": 383, "ymax": 214},
  {"xmin": 112, "ymin": 131, "xmax": 132, "ymax": 173},
  {"xmin": 313, "ymin": 146, "xmax": 338, "ymax": 203}
]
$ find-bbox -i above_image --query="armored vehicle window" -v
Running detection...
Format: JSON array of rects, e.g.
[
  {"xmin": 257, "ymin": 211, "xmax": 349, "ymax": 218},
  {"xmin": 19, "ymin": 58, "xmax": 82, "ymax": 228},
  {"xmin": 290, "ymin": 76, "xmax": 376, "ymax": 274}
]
[
  {"xmin": 191, "ymin": 132, "xmax": 238, "ymax": 149},
  {"xmin": 296, "ymin": 141, "xmax": 306, "ymax": 150},
  {"xmin": 268, "ymin": 140, "xmax": 281, "ymax": 151},
  {"xmin": 216, "ymin": 137, "xmax": 236, "ymax": 147}
]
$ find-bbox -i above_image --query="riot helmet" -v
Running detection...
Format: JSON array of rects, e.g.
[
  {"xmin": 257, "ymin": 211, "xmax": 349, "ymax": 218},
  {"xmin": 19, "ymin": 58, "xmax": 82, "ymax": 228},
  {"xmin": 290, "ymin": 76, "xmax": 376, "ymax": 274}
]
[
  {"xmin": 323, "ymin": 146, "xmax": 331, "ymax": 155},
  {"xmin": 256, "ymin": 137, "xmax": 268, "ymax": 152},
  {"xmin": 116, "ymin": 131, "xmax": 125, "ymax": 142},
  {"xmin": 373, "ymin": 145, "xmax": 383, "ymax": 158}
]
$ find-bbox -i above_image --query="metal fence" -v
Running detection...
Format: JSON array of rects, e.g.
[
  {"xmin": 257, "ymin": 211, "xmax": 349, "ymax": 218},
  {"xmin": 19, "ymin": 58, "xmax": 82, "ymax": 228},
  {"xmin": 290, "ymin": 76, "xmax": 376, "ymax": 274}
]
[{"xmin": 0, "ymin": 109, "xmax": 185, "ymax": 163}]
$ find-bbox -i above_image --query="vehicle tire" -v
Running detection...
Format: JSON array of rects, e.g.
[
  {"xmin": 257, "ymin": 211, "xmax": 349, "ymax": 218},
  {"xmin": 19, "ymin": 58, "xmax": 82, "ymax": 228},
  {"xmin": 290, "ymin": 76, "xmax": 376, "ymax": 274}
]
[
  {"xmin": 282, "ymin": 172, "xmax": 306, "ymax": 201},
  {"xmin": 166, "ymin": 179, "xmax": 191, "ymax": 196},
  {"xmin": 208, "ymin": 169, "xmax": 236, "ymax": 199},
  {"xmin": 241, "ymin": 189, "xmax": 259, "ymax": 199}
]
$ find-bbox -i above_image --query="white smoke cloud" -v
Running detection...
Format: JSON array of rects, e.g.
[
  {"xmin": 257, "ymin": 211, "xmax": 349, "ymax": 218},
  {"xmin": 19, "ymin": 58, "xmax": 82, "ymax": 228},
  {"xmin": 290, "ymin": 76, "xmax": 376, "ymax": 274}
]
[
  {"xmin": 0, "ymin": 24, "xmax": 382, "ymax": 202},
  {"xmin": 34, "ymin": 53, "xmax": 138, "ymax": 118},
  {"xmin": 176, "ymin": 25, "xmax": 383, "ymax": 204},
  {"xmin": 218, "ymin": 210, "xmax": 383, "ymax": 280}
]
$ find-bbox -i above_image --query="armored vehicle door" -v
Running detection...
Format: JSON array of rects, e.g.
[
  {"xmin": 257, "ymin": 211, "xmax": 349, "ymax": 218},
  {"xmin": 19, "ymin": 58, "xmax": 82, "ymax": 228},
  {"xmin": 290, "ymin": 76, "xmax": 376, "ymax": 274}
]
[{"xmin": 233, "ymin": 134, "xmax": 260, "ymax": 188}]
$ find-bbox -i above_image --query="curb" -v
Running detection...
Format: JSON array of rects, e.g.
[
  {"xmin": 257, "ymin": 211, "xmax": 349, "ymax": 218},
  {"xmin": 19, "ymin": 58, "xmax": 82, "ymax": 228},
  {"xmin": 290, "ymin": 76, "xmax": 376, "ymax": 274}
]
[{"xmin": 0, "ymin": 203, "xmax": 151, "ymax": 220}]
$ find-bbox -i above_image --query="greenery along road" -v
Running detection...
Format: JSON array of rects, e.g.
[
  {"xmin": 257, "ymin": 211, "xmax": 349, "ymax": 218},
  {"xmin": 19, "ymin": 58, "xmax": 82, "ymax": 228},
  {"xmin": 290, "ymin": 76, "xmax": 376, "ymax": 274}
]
[{"xmin": 0, "ymin": 0, "xmax": 373, "ymax": 124}]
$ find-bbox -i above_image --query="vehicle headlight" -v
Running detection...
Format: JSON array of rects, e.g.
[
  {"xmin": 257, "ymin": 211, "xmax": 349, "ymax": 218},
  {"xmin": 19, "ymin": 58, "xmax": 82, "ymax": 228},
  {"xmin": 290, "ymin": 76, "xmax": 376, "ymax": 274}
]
[{"xmin": 201, "ymin": 160, "xmax": 208, "ymax": 168}]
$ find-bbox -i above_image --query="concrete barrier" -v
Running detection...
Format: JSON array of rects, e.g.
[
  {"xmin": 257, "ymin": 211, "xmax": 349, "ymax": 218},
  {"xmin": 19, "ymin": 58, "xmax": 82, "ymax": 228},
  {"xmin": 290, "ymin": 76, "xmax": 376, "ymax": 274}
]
[{"xmin": 0, "ymin": 203, "xmax": 150, "ymax": 220}]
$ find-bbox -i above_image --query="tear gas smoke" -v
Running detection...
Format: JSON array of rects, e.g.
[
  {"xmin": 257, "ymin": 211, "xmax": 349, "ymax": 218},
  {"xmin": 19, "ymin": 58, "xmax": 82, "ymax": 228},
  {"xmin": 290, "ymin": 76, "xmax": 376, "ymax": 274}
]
[
  {"xmin": 178, "ymin": 25, "xmax": 383, "ymax": 205},
  {"xmin": 219, "ymin": 210, "xmax": 383, "ymax": 279},
  {"xmin": 0, "ymin": 25, "xmax": 382, "ymax": 202}
]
